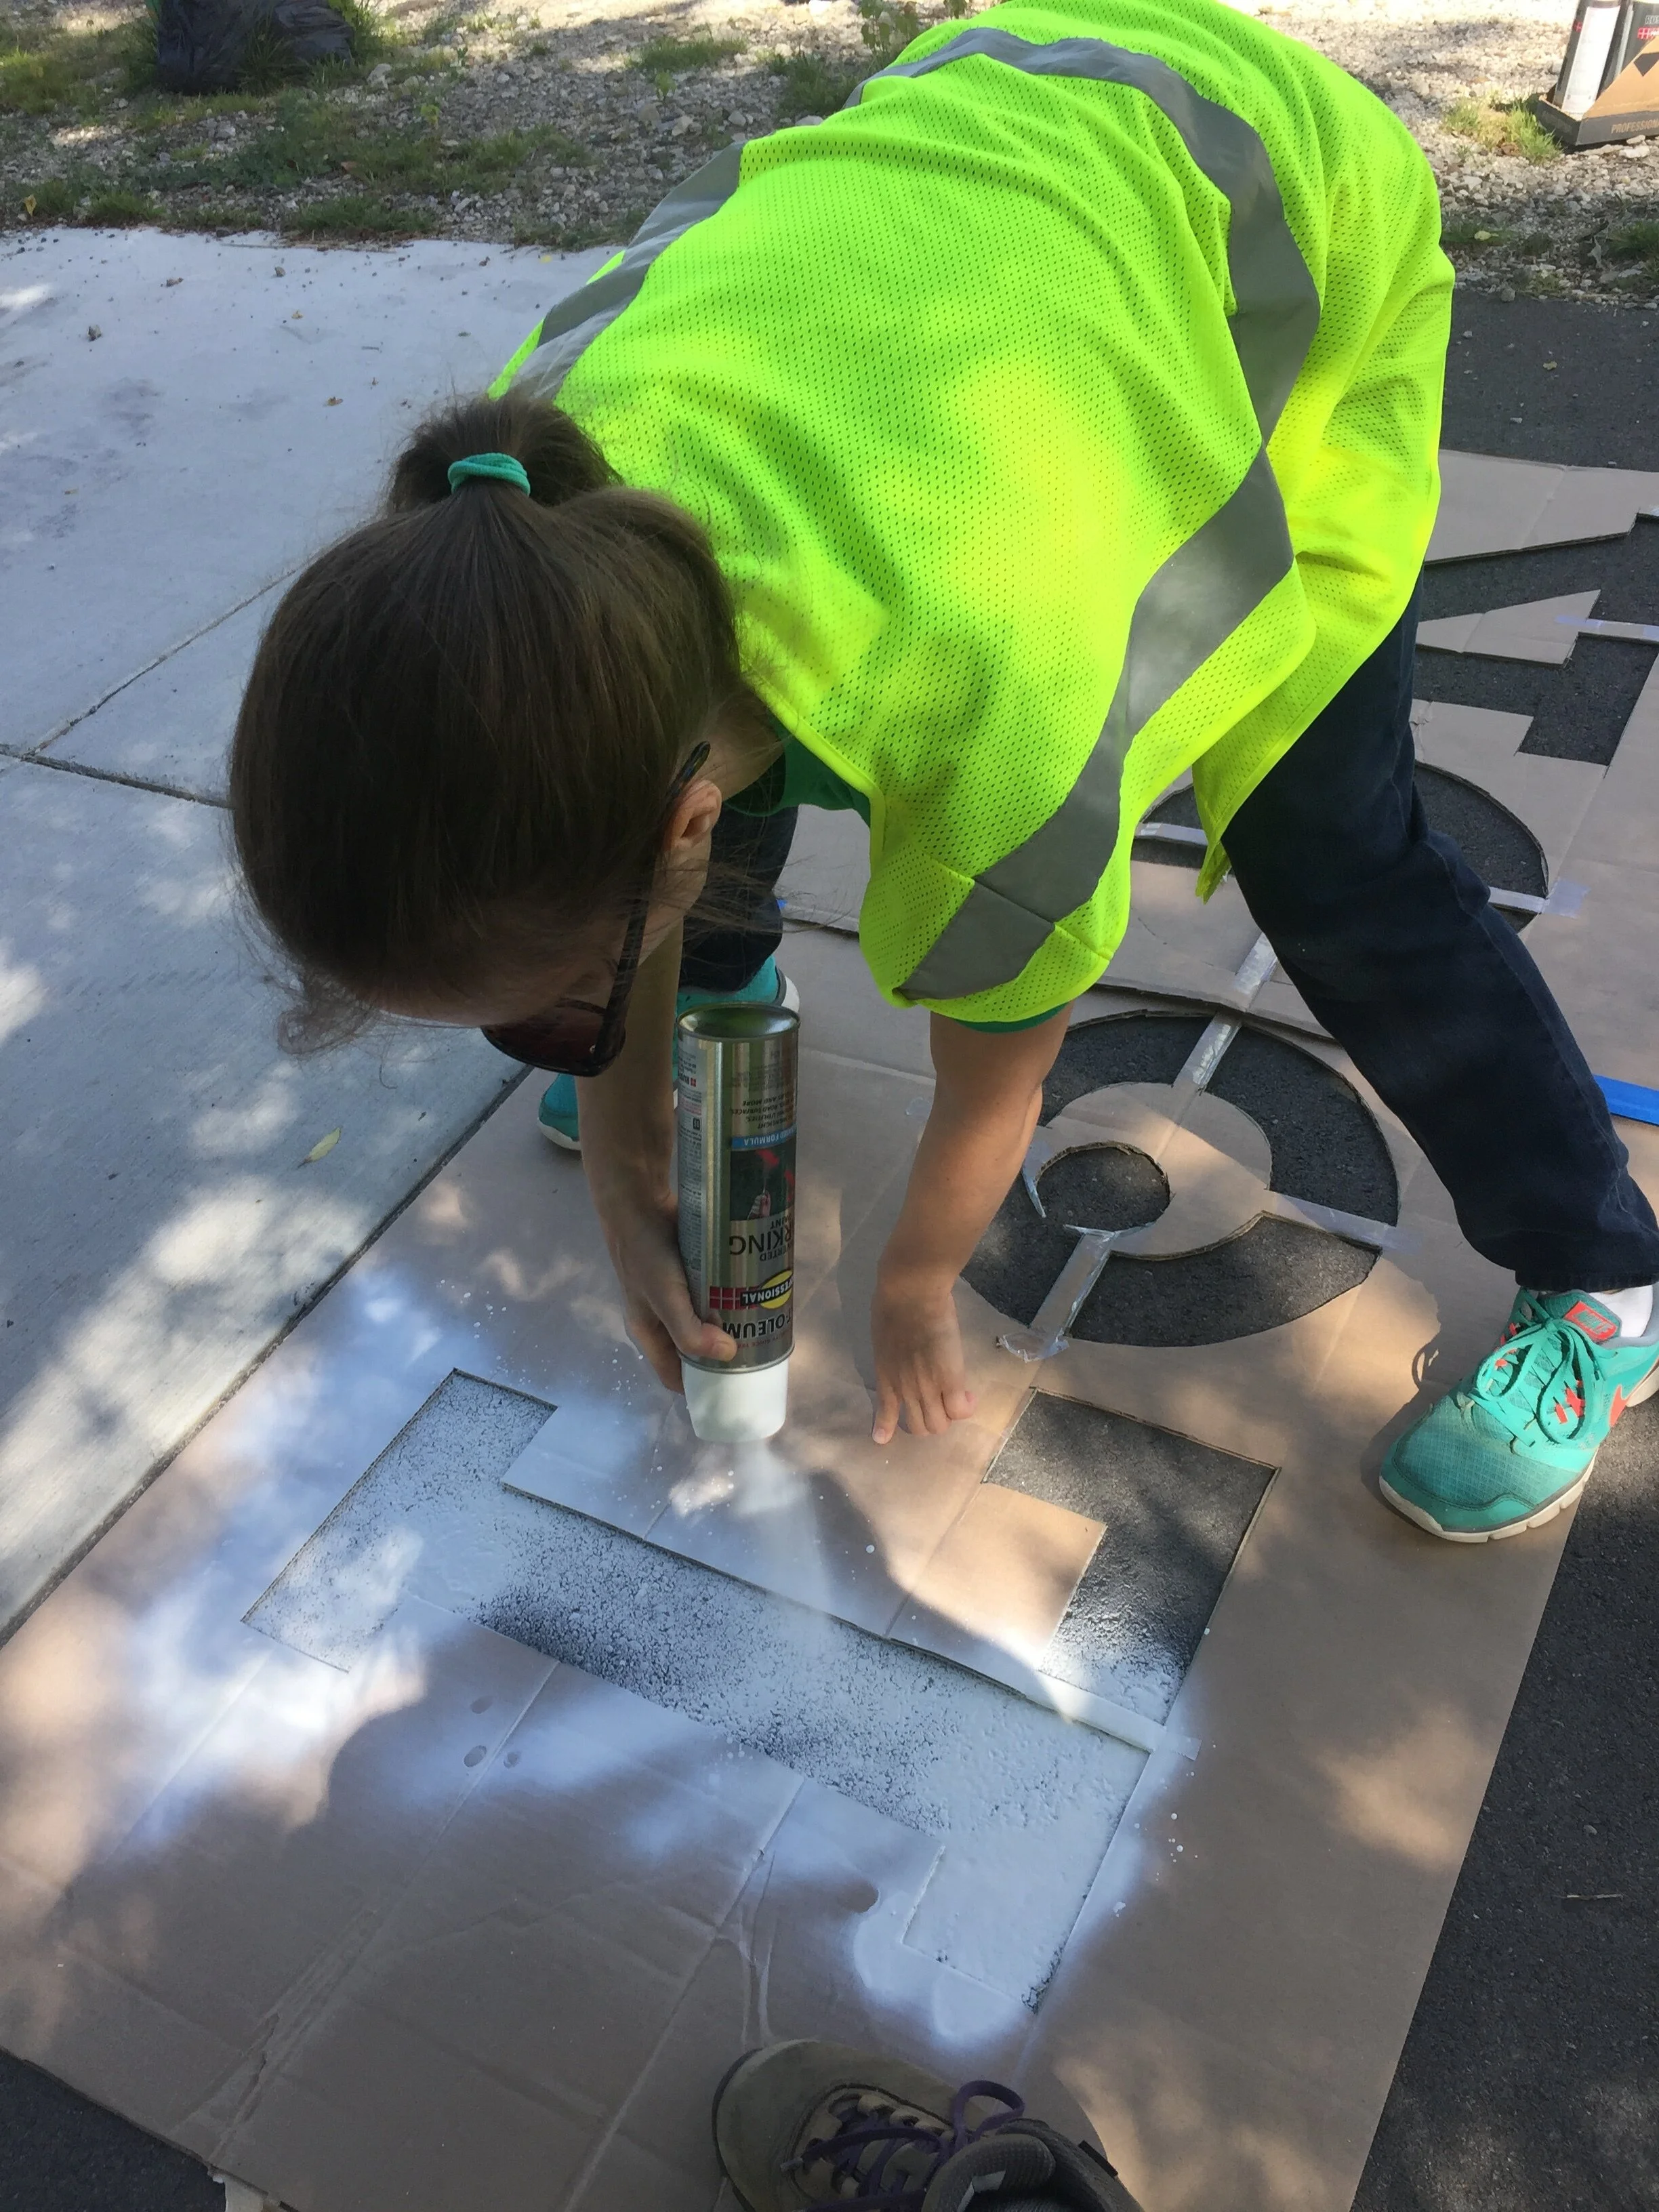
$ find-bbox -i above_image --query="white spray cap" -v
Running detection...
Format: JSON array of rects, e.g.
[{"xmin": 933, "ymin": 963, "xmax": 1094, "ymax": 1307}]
[{"xmin": 682, "ymin": 1355, "xmax": 791, "ymax": 1442}]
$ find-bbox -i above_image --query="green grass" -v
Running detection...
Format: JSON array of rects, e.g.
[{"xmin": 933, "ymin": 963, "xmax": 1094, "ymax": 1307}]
[
  {"xmin": 454, "ymin": 123, "xmax": 583, "ymax": 184},
  {"xmin": 214, "ymin": 89, "xmax": 580, "ymax": 197},
  {"xmin": 218, "ymin": 89, "xmax": 388, "ymax": 186},
  {"xmin": 394, "ymin": 49, "xmax": 456, "ymax": 77},
  {"xmin": 1444, "ymin": 93, "xmax": 1561, "ymax": 163},
  {"xmin": 343, "ymin": 119, "xmax": 583, "ymax": 193},
  {"xmin": 129, "ymin": 91, "xmax": 258, "ymax": 134},
  {"xmin": 1, "ymin": 15, "xmax": 150, "ymax": 117},
  {"xmin": 20, "ymin": 176, "xmax": 79, "ymax": 219},
  {"xmin": 632, "ymin": 35, "xmax": 745, "ymax": 75},
  {"xmin": 77, "ymin": 187, "xmax": 158, "ymax": 225},
  {"xmin": 18, "ymin": 176, "xmax": 170, "ymax": 227},
  {"xmin": 1, "ymin": 0, "xmax": 389, "ymax": 115},
  {"xmin": 332, "ymin": 0, "xmax": 391, "ymax": 65},
  {"xmin": 284, "ymin": 190, "xmax": 424, "ymax": 236}
]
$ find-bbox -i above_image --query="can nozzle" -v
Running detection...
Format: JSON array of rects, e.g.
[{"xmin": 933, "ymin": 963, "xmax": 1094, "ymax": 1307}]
[{"xmin": 682, "ymin": 1354, "xmax": 791, "ymax": 1441}]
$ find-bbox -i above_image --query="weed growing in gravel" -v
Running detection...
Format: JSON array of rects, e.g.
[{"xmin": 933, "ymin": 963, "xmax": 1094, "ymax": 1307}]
[
  {"xmin": 766, "ymin": 49, "xmax": 863, "ymax": 120},
  {"xmin": 633, "ymin": 36, "xmax": 746, "ymax": 76},
  {"xmin": 1445, "ymin": 94, "xmax": 1561, "ymax": 163},
  {"xmin": 232, "ymin": 19, "xmax": 300, "ymax": 95},
  {"xmin": 767, "ymin": 0, "xmax": 969, "ymax": 123},
  {"xmin": 1607, "ymin": 218, "xmax": 1659, "ymax": 283}
]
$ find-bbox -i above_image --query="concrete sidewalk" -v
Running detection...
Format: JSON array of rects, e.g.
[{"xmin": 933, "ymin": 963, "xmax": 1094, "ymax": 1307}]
[{"xmin": 0, "ymin": 228, "xmax": 602, "ymax": 1635}]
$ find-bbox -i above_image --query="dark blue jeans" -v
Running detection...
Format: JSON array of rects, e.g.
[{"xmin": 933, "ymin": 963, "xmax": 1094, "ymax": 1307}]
[
  {"xmin": 679, "ymin": 802, "xmax": 798, "ymax": 996},
  {"xmin": 1225, "ymin": 586, "xmax": 1659, "ymax": 1292}
]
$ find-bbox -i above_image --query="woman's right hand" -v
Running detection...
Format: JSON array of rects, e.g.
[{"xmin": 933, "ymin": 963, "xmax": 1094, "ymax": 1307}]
[
  {"xmin": 575, "ymin": 918, "xmax": 733, "ymax": 1394},
  {"xmin": 593, "ymin": 1169, "xmax": 736, "ymax": 1393}
]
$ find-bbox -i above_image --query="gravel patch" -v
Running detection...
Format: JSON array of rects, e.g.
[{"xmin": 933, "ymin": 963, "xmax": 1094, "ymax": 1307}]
[
  {"xmin": 1, "ymin": 0, "xmax": 1654, "ymax": 302},
  {"xmin": 1263, "ymin": 0, "xmax": 1658, "ymax": 304}
]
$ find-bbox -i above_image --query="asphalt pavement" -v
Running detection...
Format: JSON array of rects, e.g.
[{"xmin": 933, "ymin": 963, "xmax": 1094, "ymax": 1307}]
[{"xmin": 1, "ymin": 284, "xmax": 1654, "ymax": 2212}]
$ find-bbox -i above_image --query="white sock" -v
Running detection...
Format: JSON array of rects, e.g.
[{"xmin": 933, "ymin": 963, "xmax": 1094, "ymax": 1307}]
[{"xmin": 1589, "ymin": 1283, "xmax": 1655, "ymax": 1338}]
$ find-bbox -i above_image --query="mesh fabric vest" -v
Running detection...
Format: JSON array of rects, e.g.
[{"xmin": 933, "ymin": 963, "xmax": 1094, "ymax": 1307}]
[{"xmin": 504, "ymin": 0, "xmax": 1452, "ymax": 1022}]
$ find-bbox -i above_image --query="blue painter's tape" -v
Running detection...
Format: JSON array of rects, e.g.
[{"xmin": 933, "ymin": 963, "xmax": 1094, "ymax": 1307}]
[{"xmin": 1597, "ymin": 1076, "xmax": 1659, "ymax": 1127}]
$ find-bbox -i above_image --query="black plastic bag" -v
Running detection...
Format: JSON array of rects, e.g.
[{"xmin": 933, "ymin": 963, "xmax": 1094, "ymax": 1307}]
[{"xmin": 152, "ymin": 0, "xmax": 354, "ymax": 95}]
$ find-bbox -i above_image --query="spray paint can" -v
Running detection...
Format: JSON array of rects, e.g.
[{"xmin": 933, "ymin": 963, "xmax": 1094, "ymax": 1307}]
[{"xmin": 676, "ymin": 1001, "xmax": 799, "ymax": 1441}]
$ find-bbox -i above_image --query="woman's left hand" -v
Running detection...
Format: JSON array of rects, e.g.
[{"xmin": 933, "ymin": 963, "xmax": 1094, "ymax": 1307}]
[
  {"xmin": 870, "ymin": 1263, "xmax": 977, "ymax": 1443},
  {"xmin": 865, "ymin": 1006, "xmax": 1072, "ymax": 1448}
]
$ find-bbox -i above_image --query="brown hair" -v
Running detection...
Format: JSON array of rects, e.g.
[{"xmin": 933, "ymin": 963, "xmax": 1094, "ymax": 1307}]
[{"xmin": 230, "ymin": 389, "xmax": 762, "ymax": 1049}]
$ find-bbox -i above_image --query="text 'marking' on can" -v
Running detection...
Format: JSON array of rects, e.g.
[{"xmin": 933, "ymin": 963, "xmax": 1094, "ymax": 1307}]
[{"xmin": 676, "ymin": 1000, "xmax": 800, "ymax": 1441}]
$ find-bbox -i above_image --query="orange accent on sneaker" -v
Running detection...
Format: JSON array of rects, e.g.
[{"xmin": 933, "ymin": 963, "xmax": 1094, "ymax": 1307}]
[
  {"xmin": 1564, "ymin": 1300, "xmax": 1618, "ymax": 1345},
  {"xmin": 1610, "ymin": 1387, "xmax": 1628, "ymax": 1427}
]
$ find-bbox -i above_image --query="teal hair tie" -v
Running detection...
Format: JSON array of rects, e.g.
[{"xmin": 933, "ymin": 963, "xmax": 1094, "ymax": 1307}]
[{"xmin": 447, "ymin": 451, "xmax": 532, "ymax": 496}]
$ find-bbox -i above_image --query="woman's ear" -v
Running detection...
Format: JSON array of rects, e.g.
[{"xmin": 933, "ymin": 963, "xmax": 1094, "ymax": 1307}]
[{"xmin": 663, "ymin": 773, "xmax": 724, "ymax": 857}]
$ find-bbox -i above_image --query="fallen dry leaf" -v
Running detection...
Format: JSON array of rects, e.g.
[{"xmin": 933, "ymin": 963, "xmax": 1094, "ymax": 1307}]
[
  {"xmin": 303, "ymin": 1128, "xmax": 342, "ymax": 1164},
  {"xmin": 23, "ymin": 194, "xmax": 36, "ymax": 216}
]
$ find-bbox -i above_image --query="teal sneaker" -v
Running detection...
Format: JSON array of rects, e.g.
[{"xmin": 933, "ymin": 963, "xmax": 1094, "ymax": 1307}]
[
  {"xmin": 1380, "ymin": 1289, "xmax": 1659, "ymax": 1542},
  {"xmin": 536, "ymin": 1071, "xmax": 584, "ymax": 1151},
  {"xmin": 537, "ymin": 956, "xmax": 799, "ymax": 1151}
]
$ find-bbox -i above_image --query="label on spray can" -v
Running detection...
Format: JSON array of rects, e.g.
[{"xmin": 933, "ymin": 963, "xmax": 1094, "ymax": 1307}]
[{"xmin": 677, "ymin": 1004, "xmax": 799, "ymax": 1372}]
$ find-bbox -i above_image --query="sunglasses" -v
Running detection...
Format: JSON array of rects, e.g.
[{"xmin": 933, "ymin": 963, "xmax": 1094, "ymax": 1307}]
[{"xmin": 480, "ymin": 743, "xmax": 711, "ymax": 1078}]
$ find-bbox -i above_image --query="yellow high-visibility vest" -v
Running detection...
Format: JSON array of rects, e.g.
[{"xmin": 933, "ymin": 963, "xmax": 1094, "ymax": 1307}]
[{"xmin": 502, "ymin": 0, "xmax": 1451, "ymax": 1021}]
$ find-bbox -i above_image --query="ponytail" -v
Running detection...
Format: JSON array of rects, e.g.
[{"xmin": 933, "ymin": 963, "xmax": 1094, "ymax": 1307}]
[{"xmin": 230, "ymin": 391, "xmax": 754, "ymax": 1048}]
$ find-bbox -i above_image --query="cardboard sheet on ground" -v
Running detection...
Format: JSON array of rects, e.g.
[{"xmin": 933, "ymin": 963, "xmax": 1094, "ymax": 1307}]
[
  {"xmin": 5, "ymin": 907, "xmax": 1647, "ymax": 2212},
  {"xmin": 3, "ymin": 401, "xmax": 1657, "ymax": 2212}
]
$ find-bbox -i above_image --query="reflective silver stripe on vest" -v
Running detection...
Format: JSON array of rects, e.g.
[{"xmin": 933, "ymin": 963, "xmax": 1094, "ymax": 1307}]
[
  {"xmin": 513, "ymin": 142, "xmax": 746, "ymax": 401},
  {"xmin": 863, "ymin": 30, "xmax": 1321, "ymax": 1004}
]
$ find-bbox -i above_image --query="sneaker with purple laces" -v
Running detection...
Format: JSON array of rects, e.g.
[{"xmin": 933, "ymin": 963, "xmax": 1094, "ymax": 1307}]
[
  {"xmin": 711, "ymin": 2039, "xmax": 1142, "ymax": 2211},
  {"xmin": 1380, "ymin": 1288, "xmax": 1659, "ymax": 1542}
]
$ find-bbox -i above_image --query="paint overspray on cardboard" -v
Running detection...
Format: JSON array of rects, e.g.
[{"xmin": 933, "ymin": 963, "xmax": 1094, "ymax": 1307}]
[{"xmin": 1, "ymin": 445, "xmax": 1656, "ymax": 2212}]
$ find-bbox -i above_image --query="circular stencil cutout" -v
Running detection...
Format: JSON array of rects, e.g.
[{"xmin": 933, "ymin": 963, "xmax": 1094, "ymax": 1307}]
[
  {"xmin": 965, "ymin": 1015, "xmax": 1400, "ymax": 1348},
  {"xmin": 1035, "ymin": 1145, "xmax": 1170, "ymax": 1233}
]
